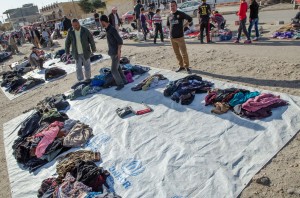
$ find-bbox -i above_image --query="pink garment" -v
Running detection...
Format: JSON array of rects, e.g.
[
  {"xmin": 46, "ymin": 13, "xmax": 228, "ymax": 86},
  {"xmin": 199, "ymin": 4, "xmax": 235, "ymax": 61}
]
[
  {"xmin": 125, "ymin": 71, "xmax": 134, "ymax": 83},
  {"xmin": 242, "ymin": 93, "xmax": 286, "ymax": 112},
  {"xmin": 34, "ymin": 121, "xmax": 64, "ymax": 158}
]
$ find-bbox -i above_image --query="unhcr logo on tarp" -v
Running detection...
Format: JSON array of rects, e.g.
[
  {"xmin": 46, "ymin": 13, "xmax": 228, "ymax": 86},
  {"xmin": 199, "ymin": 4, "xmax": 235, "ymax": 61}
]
[{"xmin": 121, "ymin": 158, "xmax": 145, "ymax": 177}]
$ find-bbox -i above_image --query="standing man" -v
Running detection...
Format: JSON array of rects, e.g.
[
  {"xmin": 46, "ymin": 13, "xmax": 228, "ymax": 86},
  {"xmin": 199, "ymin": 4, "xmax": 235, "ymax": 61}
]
[
  {"xmin": 108, "ymin": 7, "xmax": 122, "ymax": 30},
  {"xmin": 94, "ymin": 11, "xmax": 102, "ymax": 31},
  {"xmin": 8, "ymin": 34, "xmax": 19, "ymax": 54},
  {"xmin": 100, "ymin": 15, "xmax": 127, "ymax": 91},
  {"xmin": 65, "ymin": 19, "xmax": 96, "ymax": 82},
  {"xmin": 248, "ymin": 0, "xmax": 259, "ymax": 41},
  {"xmin": 30, "ymin": 27, "xmax": 41, "ymax": 48},
  {"xmin": 234, "ymin": 0, "xmax": 251, "ymax": 44},
  {"xmin": 198, "ymin": 0, "xmax": 211, "ymax": 44},
  {"xmin": 167, "ymin": 1, "xmax": 193, "ymax": 74},
  {"xmin": 134, "ymin": 0, "xmax": 143, "ymax": 32},
  {"xmin": 55, "ymin": 21, "xmax": 62, "ymax": 39},
  {"xmin": 62, "ymin": 16, "xmax": 72, "ymax": 32}
]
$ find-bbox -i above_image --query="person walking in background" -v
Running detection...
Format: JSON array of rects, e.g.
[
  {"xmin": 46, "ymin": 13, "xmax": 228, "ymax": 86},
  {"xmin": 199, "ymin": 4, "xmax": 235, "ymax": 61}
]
[
  {"xmin": 248, "ymin": 0, "xmax": 260, "ymax": 41},
  {"xmin": 140, "ymin": 8, "xmax": 148, "ymax": 41},
  {"xmin": 55, "ymin": 21, "xmax": 62, "ymax": 39},
  {"xmin": 148, "ymin": 8, "xmax": 155, "ymax": 28},
  {"xmin": 62, "ymin": 16, "xmax": 72, "ymax": 32},
  {"xmin": 65, "ymin": 19, "xmax": 96, "ymax": 82},
  {"xmin": 109, "ymin": 7, "xmax": 122, "ymax": 30},
  {"xmin": 167, "ymin": 1, "xmax": 193, "ymax": 74},
  {"xmin": 94, "ymin": 11, "xmax": 102, "ymax": 31},
  {"xmin": 134, "ymin": 0, "xmax": 143, "ymax": 32},
  {"xmin": 234, "ymin": 0, "xmax": 251, "ymax": 44},
  {"xmin": 30, "ymin": 27, "xmax": 41, "ymax": 48},
  {"xmin": 198, "ymin": 0, "xmax": 212, "ymax": 44},
  {"xmin": 8, "ymin": 34, "xmax": 19, "ymax": 54},
  {"xmin": 153, "ymin": 9, "xmax": 164, "ymax": 44},
  {"xmin": 100, "ymin": 15, "xmax": 127, "ymax": 91}
]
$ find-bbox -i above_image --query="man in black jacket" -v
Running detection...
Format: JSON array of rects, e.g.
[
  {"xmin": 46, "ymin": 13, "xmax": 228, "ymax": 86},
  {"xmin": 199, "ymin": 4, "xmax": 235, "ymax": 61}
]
[
  {"xmin": 248, "ymin": 0, "xmax": 259, "ymax": 41},
  {"xmin": 134, "ymin": 0, "xmax": 143, "ymax": 32},
  {"xmin": 100, "ymin": 15, "xmax": 127, "ymax": 90},
  {"xmin": 65, "ymin": 19, "xmax": 96, "ymax": 81},
  {"xmin": 108, "ymin": 7, "xmax": 122, "ymax": 30},
  {"xmin": 198, "ymin": 0, "xmax": 211, "ymax": 44},
  {"xmin": 63, "ymin": 16, "xmax": 72, "ymax": 31},
  {"xmin": 167, "ymin": 1, "xmax": 193, "ymax": 74}
]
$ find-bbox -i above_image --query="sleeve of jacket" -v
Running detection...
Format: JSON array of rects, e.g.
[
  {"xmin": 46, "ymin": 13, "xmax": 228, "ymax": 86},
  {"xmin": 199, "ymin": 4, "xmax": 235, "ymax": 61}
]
[
  {"xmin": 87, "ymin": 29, "xmax": 96, "ymax": 52},
  {"xmin": 65, "ymin": 31, "xmax": 71, "ymax": 54},
  {"xmin": 207, "ymin": 4, "xmax": 211, "ymax": 16},
  {"xmin": 167, "ymin": 16, "xmax": 170, "ymax": 27},
  {"xmin": 112, "ymin": 28, "xmax": 123, "ymax": 45},
  {"xmin": 108, "ymin": 14, "xmax": 113, "ymax": 25}
]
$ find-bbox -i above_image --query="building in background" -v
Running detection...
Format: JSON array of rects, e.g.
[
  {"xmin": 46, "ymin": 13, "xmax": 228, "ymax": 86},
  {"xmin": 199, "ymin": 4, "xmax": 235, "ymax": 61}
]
[
  {"xmin": 40, "ymin": 2, "xmax": 86, "ymax": 22},
  {"xmin": 3, "ymin": 4, "xmax": 41, "ymax": 28},
  {"xmin": 103, "ymin": 0, "xmax": 135, "ymax": 16}
]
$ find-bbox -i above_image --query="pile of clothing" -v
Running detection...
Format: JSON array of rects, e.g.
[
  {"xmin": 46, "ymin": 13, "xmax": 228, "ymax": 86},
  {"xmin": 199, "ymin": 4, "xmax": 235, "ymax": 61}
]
[
  {"xmin": 272, "ymin": 31, "xmax": 295, "ymax": 39},
  {"xmin": 67, "ymin": 63, "xmax": 150, "ymax": 100},
  {"xmin": 205, "ymin": 88, "xmax": 288, "ymax": 119},
  {"xmin": 37, "ymin": 150, "xmax": 121, "ymax": 198},
  {"xmin": 131, "ymin": 74, "xmax": 168, "ymax": 91},
  {"xmin": 1, "ymin": 71, "xmax": 45, "ymax": 94},
  {"xmin": 11, "ymin": 59, "xmax": 33, "ymax": 74},
  {"xmin": 164, "ymin": 75, "xmax": 214, "ymax": 105},
  {"xmin": 218, "ymin": 29, "xmax": 233, "ymax": 41},
  {"xmin": 0, "ymin": 51, "xmax": 12, "ymax": 63},
  {"xmin": 54, "ymin": 49, "xmax": 104, "ymax": 64},
  {"xmin": 12, "ymin": 94, "xmax": 94, "ymax": 172},
  {"xmin": 45, "ymin": 67, "xmax": 67, "ymax": 81}
]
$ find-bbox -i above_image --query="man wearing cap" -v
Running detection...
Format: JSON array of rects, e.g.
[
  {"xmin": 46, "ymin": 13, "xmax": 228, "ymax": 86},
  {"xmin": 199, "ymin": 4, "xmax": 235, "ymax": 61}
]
[
  {"xmin": 65, "ymin": 19, "xmax": 96, "ymax": 81},
  {"xmin": 29, "ymin": 46, "xmax": 44, "ymax": 70},
  {"xmin": 108, "ymin": 7, "xmax": 122, "ymax": 30}
]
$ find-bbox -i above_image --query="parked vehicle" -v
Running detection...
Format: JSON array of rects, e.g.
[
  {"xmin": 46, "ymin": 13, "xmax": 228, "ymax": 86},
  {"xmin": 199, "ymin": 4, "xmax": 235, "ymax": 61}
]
[
  {"xmin": 122, "ymin": 11, "xmax": 135, "ymax": 24},
  {"xmin": 178, "ymin": 0, "xmax": 214, "ymax": 17},
  {"xmin": 79, "ymin": 18, "xmax": 96, "ymax": 28}
]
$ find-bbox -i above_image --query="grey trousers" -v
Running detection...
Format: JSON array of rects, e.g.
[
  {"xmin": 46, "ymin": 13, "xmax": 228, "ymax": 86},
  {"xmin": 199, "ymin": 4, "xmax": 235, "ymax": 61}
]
[
  {"xmin": 111, "ymin": 55, "xmax": 127, "ymax": 86},
  {"xmin": 76, "ymin": 54, "xmax": 91, "ymax": 81}
]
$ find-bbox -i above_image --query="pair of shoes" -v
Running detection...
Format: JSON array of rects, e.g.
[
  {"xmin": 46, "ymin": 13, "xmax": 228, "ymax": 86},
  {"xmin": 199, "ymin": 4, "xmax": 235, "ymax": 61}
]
[
  {"xmin": 253, "ymin": 37, "xmax": 258, "ymax": 41},
  {"xmin": 244, "ymin": 40, "xmax": 252, "ymax": 44},
  {"xmin": 115, "ymin": 85, "xmax": 124, "ymax": 91},
  {"xmin": 175, "ymin": 67, "xmax": 185, "ymax": 72},
  {"xmin": 233, "ymin": 40, "xmax": 240, "ymax": 43},
  {"xmin": 185, "ymin": 68, "xmax": 192, "ymax": 74}
]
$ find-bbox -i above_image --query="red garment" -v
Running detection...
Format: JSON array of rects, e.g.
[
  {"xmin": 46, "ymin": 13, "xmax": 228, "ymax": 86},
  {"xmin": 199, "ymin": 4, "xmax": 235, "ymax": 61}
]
[
  {"xmin": 34, "ymin": 121, "xmax": 64, "ymax": 158},
  {"xmin": 238, "ymin": 2, "xmax": 248, "ymax": 20},
  {"xmin": 242, "ymin": 93, "xmax": 287, "ymax": 112}
]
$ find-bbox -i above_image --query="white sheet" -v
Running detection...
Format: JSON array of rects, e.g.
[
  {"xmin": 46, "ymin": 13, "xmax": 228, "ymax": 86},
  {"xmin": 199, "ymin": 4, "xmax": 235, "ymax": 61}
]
[
  {"xmin": 0, "ymin": 54, "xmax": 110, "ymax": 100},
  {"xmin": 3, "ymin": 67, "xmax": 300, "ymax": 198}
]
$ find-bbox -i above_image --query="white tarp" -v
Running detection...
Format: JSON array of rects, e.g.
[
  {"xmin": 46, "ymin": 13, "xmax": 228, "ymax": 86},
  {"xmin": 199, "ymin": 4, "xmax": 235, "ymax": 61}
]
[
  {"xmin": 0, "ymin": 54, "xmax": 110, "ymax": 100},
  {"xmin": 3, "ymin": 67, "xmax": 300, "ymax": 198}
]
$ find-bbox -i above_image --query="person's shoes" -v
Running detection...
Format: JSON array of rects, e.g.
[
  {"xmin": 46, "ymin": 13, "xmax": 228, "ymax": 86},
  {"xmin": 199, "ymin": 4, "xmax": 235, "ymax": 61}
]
[
  {"xmin": 175, "ymin": 67, "xmax": 185, "ymax": 72},
  {"xmin": 185, "ymin": 68, "xmax": 192, "ymax": 74},
  {"xmin": 200, "ymin": 41, "xmax": 204, "ymax": 44},
  {"xmin": 115, "ymin": 85, "xmax": 124, "ymax": 91},
  {"xmin": 233, "ymin": 40, "xmax": 240, "ymax": 43},
  {"xmin": 253, "ymin": 37, "xmax": 258, "ymax": 41},
  {"xmin": 154, "ymin": 42, "xmax": 157, "ymax": 44},
  {"xmin": 244, "ymin": 40, "xmax": 252, "ymax": 44}
]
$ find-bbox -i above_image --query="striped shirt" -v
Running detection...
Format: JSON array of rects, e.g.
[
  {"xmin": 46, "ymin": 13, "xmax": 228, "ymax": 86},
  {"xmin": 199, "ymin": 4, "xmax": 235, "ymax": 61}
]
[{"xmin": 152, "ymin": 14, "xmax": 162, "ymax": 24}]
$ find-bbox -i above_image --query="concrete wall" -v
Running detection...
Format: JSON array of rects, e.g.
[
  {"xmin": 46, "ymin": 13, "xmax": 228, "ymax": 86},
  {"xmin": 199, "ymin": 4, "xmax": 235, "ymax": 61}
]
[{"xmin": 104, "ymin": 0, "xmax": 135, "ymax": 16}]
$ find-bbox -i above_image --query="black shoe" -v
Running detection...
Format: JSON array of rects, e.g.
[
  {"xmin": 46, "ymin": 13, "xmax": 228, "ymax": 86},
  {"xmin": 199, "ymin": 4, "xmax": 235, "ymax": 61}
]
[
  {"xmin": 200, "ymin": 41, "xmax": 204, "ymax": 44},
  {"xmin": 185, "ymin": 68, "xmax": 192, "ymax": 74},
  {"xmin": 175, "ymin": 67, "xmax": 185, "ymax": 72},
  {"xmin": 115, "ymin": 85, "xmax": 124, "ymax": 91}
]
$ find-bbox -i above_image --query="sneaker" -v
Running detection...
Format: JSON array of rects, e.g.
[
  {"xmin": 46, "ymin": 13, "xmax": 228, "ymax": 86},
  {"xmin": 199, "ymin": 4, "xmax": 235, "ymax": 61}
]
[
  {"xmin": 253, "ymin": 37, "xmax": 258, "ymax": 41},
  {"xmin": 115, "ymin": 85, "xmax": 124, "ymax": 91},
  {"xmin": 233, "ymin": 40, "xmax": 240, "ymax": 43},
  {"xmin": 175, "ymin": 67, "xmax": 185, "ymax": 72},
  {"xmin": 185, "ymin": 68, "xmax": 192, "ymax": 74},
  {"xmin": 244, "ymin": 40, "xmax": 252, "ymax": 44}
]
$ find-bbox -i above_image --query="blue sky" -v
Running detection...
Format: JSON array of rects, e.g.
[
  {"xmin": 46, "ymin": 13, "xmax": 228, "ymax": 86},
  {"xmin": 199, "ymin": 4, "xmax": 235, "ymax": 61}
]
[{"xmin": 0, "ymin": 0, "xmax": 70, "ymax": 22}]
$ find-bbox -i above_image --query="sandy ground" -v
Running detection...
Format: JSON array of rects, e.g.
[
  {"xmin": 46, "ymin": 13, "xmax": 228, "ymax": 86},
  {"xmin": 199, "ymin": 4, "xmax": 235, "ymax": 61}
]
[{"xmin": 0, "ymin": 6, "xmax": 300, "ymax": 198}]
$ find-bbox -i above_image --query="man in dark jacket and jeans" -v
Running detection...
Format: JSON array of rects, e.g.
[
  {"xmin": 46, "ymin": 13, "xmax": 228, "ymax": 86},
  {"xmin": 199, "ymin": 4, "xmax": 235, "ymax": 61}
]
[
  {"xmin": 65, "ymin": 19, "xmax": 96, "ymax": 81},
  {"xmin": 198, "ymin": 0, "xmax": 211, "ymax": 44},
  {"xmin": 100, "ymin": 15, "xmax": 127, "ymax": 90},
  {"xmin": 248, "ymin": 0, "xmax": 259, "ymax": 41},
  {"xmin": 167, "ymin": 1, "xmax": 193, "ymax": 74}
]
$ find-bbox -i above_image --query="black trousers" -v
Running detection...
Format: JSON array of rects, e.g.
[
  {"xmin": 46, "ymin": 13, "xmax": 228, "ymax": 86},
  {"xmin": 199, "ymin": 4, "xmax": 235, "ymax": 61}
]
[
  {"xmin": 154, "ymin": 23, "xmax": 164, "ymax": 43},
  {"xmin": 200, "ymin": 21, "xmax": 210, "ymax": 43}
]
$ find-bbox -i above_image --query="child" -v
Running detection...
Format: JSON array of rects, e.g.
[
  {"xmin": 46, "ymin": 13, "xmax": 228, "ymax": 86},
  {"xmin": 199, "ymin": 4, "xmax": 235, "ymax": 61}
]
[
  {"xmin": 140, "ymin": 8, "xmax": 148, "ymax": 41},
  {"xmin": 148, "ymin": 8, "xmax": 155, "ymax": 27},
  {"xmin": 153, "ymin": 9, "xmax": 164, "ymax": 44}
]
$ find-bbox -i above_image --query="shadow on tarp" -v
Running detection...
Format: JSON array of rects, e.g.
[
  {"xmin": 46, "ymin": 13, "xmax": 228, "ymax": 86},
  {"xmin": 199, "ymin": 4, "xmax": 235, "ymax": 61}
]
[
  {"xmin": 72, "ymin": 72, "xmax": 267, "ymax": 131},
  {"xmin": 191, "ymin": 69, "xmax": 300, "ymax": 89}
]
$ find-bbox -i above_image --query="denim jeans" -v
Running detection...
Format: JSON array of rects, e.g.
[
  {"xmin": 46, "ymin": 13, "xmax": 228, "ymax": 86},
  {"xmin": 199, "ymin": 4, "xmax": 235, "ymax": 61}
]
[
  {"xmin": 237, "ymin": 18, "xmax": 250, "ymax": 41},
  {"xmin": 248, "ymin": 18, "xmax": 259, "ymax": 38},
  {"xmin": 75, "ymin": 54, "xmax": 91, "ymax": 81}
]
